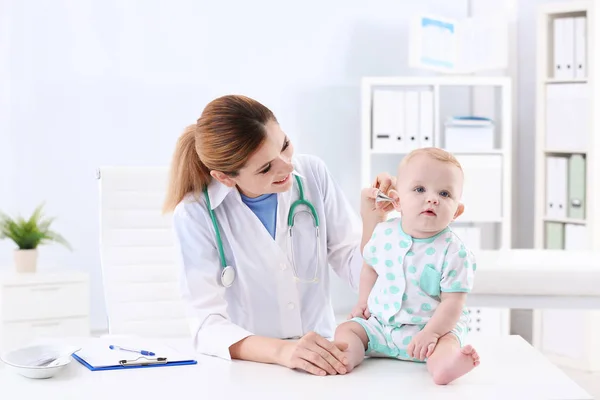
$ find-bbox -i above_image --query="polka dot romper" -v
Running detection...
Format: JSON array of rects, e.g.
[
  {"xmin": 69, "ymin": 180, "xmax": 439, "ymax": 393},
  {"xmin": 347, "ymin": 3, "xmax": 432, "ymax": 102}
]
[{"xmin": 351, "ymin": 218, "xmax": 476, "ymax": 361}]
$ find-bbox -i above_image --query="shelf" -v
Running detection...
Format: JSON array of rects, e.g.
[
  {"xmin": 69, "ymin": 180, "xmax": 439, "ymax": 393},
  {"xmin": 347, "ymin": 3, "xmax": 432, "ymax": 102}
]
[
  {"xmin": 543, "ymin": 217, "xmax": 587, "ymax": 225},
  {"xmin": 362, "ymin": 76, "xmax": 511, "ymax": 88},
  {"xmin": 371, "ymin": 149, "xmax": 504, "ymax": 156},
  {"xmin": 545, "ymin": 78, "xmax": 588, "ymax": 84},
  {"xmin": 544, "ymin": 149, "xmax": 587, "ymax": 155}
]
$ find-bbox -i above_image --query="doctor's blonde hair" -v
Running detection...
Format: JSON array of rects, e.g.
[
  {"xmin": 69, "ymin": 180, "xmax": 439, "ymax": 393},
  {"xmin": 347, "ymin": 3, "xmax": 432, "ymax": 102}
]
[{"xmin": 162, "ymin": 95, "xmax": 277, "ymax": 213}]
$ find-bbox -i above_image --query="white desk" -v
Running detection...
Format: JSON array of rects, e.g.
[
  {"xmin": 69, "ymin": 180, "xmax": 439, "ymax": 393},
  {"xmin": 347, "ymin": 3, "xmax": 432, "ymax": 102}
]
[
  {"xmin": 0, "ymin": 335, "xmax": 592, "ymax": 399},
  {"xmin": 468, "ymin": 249, "xmax": 600, "ymax": 309}
]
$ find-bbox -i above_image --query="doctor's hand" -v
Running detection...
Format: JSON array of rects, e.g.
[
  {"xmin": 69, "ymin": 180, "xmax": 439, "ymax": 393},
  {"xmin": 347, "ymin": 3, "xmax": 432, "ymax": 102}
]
[
  {"xmin": 360, "ymin": 173, "xmax": 396, "ymax": 220},
  {"xmin": 278, "ymin": 331, "xmax": 349, "ymax": 376}
]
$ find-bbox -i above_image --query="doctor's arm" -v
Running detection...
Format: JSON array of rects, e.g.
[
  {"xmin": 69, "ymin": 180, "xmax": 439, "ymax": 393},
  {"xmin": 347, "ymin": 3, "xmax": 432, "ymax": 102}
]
[
  {"xmin": 173, "ymin": 204, "xmax": 348, "ymax": 375},
  {"xmin": 320, "ymin": 163, "xmax": 394, "ymax": 291}
]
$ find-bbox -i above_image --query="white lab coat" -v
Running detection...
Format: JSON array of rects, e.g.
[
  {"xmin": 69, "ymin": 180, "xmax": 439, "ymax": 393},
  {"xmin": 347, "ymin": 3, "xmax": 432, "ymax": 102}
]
[{"xmin": 172, "ymin": 154, "xmax": 363, "ymax": 360}]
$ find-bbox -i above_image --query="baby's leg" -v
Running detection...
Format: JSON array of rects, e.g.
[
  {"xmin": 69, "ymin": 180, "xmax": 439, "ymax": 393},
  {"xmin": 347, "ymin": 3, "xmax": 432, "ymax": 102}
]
[
  {"xmin": 334, "ymin": 321, "xmax": 369, "ymax": 372},
  {"xmin": 426, "ymin": 333, "xmax": 480, "ymax": 385}
]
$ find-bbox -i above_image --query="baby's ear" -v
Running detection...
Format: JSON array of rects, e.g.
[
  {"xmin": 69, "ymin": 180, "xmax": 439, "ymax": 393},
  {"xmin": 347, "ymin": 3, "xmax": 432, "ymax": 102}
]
[
  {"xmin": 453, "ymin": 203, "xmax": 465, "ymax": 219},
  {"xmin": 389, "ymin": 189, "xmax": 401, "ymax": 210}
]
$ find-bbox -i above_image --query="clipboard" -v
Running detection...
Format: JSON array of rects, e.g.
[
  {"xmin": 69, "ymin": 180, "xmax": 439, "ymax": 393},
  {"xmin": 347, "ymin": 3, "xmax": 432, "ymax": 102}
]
[{"xmin": 72, "ymin": 338, "xmax": 198, "ymax": 371}]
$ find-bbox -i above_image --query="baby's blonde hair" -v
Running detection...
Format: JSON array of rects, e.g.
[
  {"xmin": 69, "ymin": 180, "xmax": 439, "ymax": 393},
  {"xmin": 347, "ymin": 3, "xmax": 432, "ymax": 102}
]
[{"xmin": 400, "ymin": 147, "xmax": 463, "ymax": 171}]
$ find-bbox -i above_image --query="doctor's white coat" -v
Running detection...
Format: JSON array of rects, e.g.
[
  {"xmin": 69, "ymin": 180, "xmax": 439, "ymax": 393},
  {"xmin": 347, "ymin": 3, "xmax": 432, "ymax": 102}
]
[{"xmin": 172, "ymin": 154, "xmax": 363, "ymax": 360}]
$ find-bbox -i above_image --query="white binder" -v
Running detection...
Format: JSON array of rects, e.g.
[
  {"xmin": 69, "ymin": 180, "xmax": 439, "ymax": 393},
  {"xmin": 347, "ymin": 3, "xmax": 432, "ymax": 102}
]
[
  {"xmin": 404, "ymin": 91, "xmax": 419, "ymax": 151},
  {"xmin": 418, "ymin": 90, "xmax": 434, "ymax": 147},
  {"xmin": 555, "ymin": 156, "xmax": 568, "ymax": 219},
  {"xmin": 546, "ymin": 157, "xmax": 567, "ymax": 219},
  {"xmin": 391, "ymin": 90, "xmax": 407, "ymax": 152},
  {"xmin": 563, "ymin": 17, "xmax": 575, "ymax": 79},
  {"xmin": 574, "ymin": 16, "xmax": 587, "ymax": 79},
  {"xmin": 564, "ymin": 223, "xmax": 588, "ymax": 250},
  {"xmin": 553, "ymin": 18, "xmax": 565, "ymax": 79},
  {"xmin": 372, "ymin": 90, "xmax": 394, "ymax": 151},
  {"xmin": 546, "ymin": 157, "xmax": 557, "ymax": 218},
  {"xmin": 550, "ymin": 157, "xmax": 568, "ymax": 219}
]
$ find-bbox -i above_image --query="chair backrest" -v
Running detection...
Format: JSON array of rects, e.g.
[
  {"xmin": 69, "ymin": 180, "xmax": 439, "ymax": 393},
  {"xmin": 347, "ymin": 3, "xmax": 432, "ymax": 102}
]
[{"xmin": 98, "ymin": 166, "xmax": 190, "ymax": 338}]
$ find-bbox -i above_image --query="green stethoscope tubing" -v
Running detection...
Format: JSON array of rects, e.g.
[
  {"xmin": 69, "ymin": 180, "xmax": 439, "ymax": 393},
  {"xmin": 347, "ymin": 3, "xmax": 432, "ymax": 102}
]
[{"xmin": 203, "ymin": 174, "xmax": 320, "ymax": 286}]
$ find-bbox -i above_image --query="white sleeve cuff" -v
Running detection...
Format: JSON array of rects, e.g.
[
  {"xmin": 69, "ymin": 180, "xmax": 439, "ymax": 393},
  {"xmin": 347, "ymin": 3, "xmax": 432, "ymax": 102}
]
[
  {"xmin": 349, "ymin": 245, "xmax": 363, "ymax": 292},
  {"xmin": 192, "ymin": 315, "xmax": 253, "ymax": 361}
]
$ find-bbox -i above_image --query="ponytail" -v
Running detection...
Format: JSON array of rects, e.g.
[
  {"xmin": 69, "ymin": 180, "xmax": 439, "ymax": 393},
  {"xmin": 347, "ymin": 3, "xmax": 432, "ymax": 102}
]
[{"xmin": 162, "ymin": 125, "xmax": 212, "ymax": 213}]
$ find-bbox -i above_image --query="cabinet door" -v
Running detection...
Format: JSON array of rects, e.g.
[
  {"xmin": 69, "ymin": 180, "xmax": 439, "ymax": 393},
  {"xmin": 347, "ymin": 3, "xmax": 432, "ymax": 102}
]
[
  {"xmin": 455, "ymin": 155, "xmax": 503, "ymax": 223},
  {"xmin": 464, "ymin": 307, "xmax": 510, "ymax": 343}
]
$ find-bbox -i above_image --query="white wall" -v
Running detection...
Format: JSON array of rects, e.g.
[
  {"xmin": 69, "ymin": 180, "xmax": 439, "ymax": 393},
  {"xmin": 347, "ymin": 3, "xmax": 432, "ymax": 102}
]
[
  {"xmin": 0, "ymin": 0, "xmax": 470, "ymax": 331},
  {"xmin": 0, "ymin": 3, "xmax": 15, "ymax": 266}
]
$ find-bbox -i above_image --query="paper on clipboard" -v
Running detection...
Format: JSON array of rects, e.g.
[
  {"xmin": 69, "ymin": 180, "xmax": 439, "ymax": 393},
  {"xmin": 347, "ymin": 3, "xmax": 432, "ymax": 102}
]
[{"xmin": 72, "ymin": 337, "xmax": 196, "ymax": 370}]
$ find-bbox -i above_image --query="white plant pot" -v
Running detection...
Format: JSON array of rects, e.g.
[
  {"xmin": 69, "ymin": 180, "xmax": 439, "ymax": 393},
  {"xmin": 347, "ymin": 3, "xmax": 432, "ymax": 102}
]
[{"xmin": 14, "ymin": 249, "xmax": 38, "ymax": 273}]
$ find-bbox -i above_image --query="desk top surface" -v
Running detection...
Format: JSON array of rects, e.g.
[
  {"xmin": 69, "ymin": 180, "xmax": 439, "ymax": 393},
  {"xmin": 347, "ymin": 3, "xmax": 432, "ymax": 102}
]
[{"xmin": 0, "ymin": 335, "xmax": 592, "ymax": 400}]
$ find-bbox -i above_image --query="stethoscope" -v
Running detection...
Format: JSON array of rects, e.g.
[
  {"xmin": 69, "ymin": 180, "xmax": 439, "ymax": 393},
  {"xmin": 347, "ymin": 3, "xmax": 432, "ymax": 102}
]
[{"xmin": 203, "ymin": 174, "xmax": 320, "ymax": 287}]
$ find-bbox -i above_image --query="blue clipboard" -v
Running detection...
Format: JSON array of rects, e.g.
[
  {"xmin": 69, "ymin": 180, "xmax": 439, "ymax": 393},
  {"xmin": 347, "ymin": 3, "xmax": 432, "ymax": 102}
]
[
  {"xmin": 71, "ymin": 339, "xmax": 198, "ymax": 371},
  {"xmin": 72, "ymin": 353, "xmax": 197, "ymax": 371}
]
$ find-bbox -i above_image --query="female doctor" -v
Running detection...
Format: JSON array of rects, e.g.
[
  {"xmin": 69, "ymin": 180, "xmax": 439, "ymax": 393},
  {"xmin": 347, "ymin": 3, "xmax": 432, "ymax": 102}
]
[{"xmin": 163, "ymin": 95, "xmax": 394, "ymax": 376}]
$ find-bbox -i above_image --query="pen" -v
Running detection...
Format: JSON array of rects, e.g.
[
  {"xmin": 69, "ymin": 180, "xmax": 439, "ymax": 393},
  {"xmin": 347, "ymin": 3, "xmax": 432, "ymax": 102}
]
[{"xmin": 109, "ymin": 345, "xmax": 156, "ymax": 356}]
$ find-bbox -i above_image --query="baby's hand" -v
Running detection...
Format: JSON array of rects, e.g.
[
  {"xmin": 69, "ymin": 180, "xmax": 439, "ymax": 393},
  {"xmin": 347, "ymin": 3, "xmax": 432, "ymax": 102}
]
[
  {"xmin": 348, "ymin": 303, "xmax": 371, "ymax": 320},
  {"xmin": 407, "ymin": 330, "xmax": 439, "ymax": 361}
]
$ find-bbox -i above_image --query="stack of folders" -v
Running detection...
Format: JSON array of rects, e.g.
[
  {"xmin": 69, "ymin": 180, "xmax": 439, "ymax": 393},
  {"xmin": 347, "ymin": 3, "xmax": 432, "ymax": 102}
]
[
  {"xmin": 553, "ymin": 16, "xmax": 586, "ymax": 80},
  {"xmin": 371, "ymin": 89, "xmax": 434, "ymax": 153},
  {"xmin": 443, "ymin": 116, "xmax": 495, "ymax": 151},
  {"xmin": 545, "ymin": 154, "xmax": 587, "ymax": 250}
]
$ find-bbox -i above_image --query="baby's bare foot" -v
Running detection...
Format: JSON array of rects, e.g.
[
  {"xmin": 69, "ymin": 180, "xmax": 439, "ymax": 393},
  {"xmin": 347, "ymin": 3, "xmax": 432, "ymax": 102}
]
[{"xmin": 431, "ymin": 345, "xmax": 480, "ymax": 385}]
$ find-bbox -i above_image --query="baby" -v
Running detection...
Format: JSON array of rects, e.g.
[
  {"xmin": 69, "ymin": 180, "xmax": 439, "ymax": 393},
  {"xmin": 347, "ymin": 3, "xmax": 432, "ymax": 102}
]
[{"xmin": 334, "ymin": 147, "xmax": 479, "ymax": 385}]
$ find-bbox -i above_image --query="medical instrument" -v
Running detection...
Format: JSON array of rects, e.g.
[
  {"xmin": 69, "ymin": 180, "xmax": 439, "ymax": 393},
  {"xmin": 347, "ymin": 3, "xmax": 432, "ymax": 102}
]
[
  {"xmin": 287, "ymin": 174, "xmax": 320, "ymax": 283},
  {"xmin": 375, "ymin": 190, "xmax": 396, "ymax": 205},
  {"xmin": 203, "ymin": 172, "xmax": 321, "ymax": 287},
  {"xmin": 109, "ymin": 345, "xmax": 155, "ymax": 356}
]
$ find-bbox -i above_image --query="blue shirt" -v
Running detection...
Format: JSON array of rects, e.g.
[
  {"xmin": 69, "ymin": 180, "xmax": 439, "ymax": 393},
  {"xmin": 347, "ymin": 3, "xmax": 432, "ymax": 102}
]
[{"xmin": 240, "ymin": 193, "xmax": 278, "ymax": 239}]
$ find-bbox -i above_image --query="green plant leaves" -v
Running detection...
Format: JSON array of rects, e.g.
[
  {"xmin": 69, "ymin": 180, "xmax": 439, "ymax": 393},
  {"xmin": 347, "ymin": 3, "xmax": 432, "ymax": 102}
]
[{"xmin": 0, "ymin": 203, "xmax": 72, "ymax": 251}]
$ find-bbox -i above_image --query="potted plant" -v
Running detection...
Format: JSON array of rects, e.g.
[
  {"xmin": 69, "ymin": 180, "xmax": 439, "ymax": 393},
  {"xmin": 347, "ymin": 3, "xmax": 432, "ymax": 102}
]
[{"xmin": 0, "ymin": 203, "xmax": 71, "ymax": 273}]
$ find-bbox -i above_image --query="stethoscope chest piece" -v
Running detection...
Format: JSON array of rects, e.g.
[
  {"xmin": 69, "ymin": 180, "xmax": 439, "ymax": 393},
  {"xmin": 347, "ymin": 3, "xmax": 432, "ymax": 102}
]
[{"xmin": 220, "ymin": 266, "xmax": 236, "ymax": 287}]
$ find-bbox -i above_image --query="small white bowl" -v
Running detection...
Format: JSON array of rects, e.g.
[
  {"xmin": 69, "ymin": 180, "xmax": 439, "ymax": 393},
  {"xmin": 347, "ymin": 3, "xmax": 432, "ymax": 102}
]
[{"xmin": 1, "ymin": 344, "xmax": 76, "ymax": 379}]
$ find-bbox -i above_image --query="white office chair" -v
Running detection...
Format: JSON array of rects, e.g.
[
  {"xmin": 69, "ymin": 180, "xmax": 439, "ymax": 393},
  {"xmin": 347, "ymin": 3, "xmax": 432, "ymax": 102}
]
[{"xmin": 97, "ymin": 166, "xmax": 190, "ymax": 338}]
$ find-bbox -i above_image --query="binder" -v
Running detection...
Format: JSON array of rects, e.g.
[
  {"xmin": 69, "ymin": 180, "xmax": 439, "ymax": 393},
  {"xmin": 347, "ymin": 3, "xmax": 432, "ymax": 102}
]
[
  {"xmin": 574, "ymin": 16, "xmax": 587, "ymax": 79},
  {"xmin": 391, "ymin": 90, "xmax": 407, "ymax": 152},
  {"xmin": 404, "ymin": 90, "xmax": 419, "ymax": 151},
  {"xmin": 418, "ymin": 90, "xmax": 434, "ymax": 147},
  {"xmin": 546, "ymin": 157, "xmax": 558, "ymax": 218},
  {"xmin": 562, "ymin": 17, "xmax": 575, "ymax": 79},
  {"xmin": 564, "ymin": 223, "xmax": 588, "ymax": 250},
  {"xmin": 553, "ymin": 18, "xmax": 566, "ymax": 79},
  {"xmin": 72, "ymin": 338, "xmax": 197, "ymax": 371},
  {"xmin": 372, "ymin": 90, "xmax": 395, "ymax": 151},
  {"xmin": 554, "ymin": 157, "xmax": 568, "ymax": 219},
  {"xmin": 567, "ymin": 154, "xmax": 586, "ymax": 220},
  {"xmin": 545, "ymin": 222, "xmax": 564, "ymax": 249}
]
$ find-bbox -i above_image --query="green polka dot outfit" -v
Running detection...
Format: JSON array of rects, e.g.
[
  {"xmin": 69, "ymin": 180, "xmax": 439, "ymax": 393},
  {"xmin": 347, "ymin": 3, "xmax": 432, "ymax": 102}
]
[{"xmin": 350, "ymin": 218, "xmax": 476, "ymax": 361}]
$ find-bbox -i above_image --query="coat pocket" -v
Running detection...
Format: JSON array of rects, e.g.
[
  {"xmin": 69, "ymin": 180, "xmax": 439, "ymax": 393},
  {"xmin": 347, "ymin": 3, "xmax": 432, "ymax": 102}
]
[{"xmin": 419, "ymin": 264, "xmax": 441, "ymax": 297}]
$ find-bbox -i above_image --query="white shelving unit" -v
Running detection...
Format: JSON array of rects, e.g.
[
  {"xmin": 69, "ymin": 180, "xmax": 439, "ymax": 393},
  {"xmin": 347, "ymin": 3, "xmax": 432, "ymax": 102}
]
[
  {"xmin": 360, "ymin": 76, "xmax": 512, "ymax": 338},
  {"xmin": 533, "ymin": 0, "xmax": 600, "ymax": 372}
]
